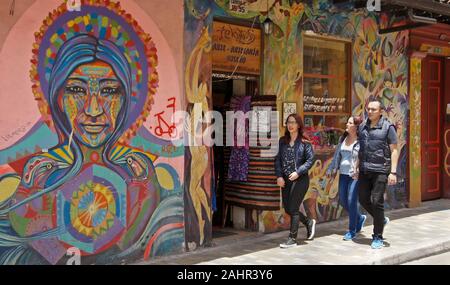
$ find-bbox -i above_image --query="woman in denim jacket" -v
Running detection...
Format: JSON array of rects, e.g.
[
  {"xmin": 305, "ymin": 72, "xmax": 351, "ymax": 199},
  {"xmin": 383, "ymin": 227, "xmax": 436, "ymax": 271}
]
[
  {"xmin": 275, "ymin": 114, "xmax": 315, "ymax": 248},
  {"xmin": 326, "ymin": 116, "xmax": 366, "ymax": 240}
]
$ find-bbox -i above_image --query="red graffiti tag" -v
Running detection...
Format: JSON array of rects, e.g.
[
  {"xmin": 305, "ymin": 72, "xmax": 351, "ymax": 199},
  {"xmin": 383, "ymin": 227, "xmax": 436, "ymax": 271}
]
[{"xmin": 154, "ymin": 97, "xmax": 177, "ymax": 138}]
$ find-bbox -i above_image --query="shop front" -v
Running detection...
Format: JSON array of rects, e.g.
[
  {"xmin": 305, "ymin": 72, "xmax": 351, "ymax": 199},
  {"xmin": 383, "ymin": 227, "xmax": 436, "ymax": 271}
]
[
  {"xmin": 183, "ymin": 0, "xmax": 410, "ymax": 250},
  {"xmin": 1, "ymin": 0, "xmax": 448, "ymax": 264}
]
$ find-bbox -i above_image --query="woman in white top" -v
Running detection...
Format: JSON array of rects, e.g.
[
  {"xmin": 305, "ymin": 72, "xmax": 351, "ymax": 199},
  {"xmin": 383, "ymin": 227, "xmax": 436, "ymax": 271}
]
[{"xmin": 326, "ymin": 116, "xmax": 366, "ymax": 240}]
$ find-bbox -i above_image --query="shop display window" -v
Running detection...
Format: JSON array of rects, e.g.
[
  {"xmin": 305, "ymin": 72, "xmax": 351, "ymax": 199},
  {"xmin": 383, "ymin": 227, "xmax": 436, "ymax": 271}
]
[{"xmin": 303, "ymin": 34, "xmax": 351, "ymax": 157}]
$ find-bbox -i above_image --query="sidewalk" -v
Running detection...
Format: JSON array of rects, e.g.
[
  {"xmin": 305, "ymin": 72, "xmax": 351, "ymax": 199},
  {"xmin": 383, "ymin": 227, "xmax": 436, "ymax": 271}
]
[{"xmin": 136, "ymin": 199, "xmax": 450, "ymax": 265}]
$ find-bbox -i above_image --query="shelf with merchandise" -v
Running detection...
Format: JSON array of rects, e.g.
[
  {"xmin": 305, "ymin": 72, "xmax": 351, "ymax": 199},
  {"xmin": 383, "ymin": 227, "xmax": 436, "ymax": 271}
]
[
  {"xmin": 304, "ymin": 119, "xmax": 346, "ymax": 157},
  {"xmin": 303, "ymin": 77, "xmax": 349, "ymax": 114}
]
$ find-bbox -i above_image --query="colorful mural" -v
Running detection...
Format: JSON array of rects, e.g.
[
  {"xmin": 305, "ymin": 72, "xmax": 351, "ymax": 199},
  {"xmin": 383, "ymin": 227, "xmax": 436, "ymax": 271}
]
[
  {"xmin": 0, "ymin": 0, "xmax": 184, "ymax": 264},
  {"xmin": 0, "ymin": 0, "xmax": 414, "ymax": 261},
  {"xmin": 353, "ymin": 13, "xmax": 409, "ymax": 209},
  {"xmin": 409, "ymin": 55, "xmax": 423, "ymax": 206},
  {"xmin": 184, "ymin": 26, "xmax": 213, "ymax": 248},
  {"xmin": 184, "ymin": 0, "xmax": 409, "ymax": 235}
]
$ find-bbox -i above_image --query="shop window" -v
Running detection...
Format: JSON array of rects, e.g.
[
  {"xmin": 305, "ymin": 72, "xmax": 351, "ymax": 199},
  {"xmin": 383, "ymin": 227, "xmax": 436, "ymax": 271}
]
[{"xmin": 303, "ymin": 34, "xmax": 351, "ymax": 156}]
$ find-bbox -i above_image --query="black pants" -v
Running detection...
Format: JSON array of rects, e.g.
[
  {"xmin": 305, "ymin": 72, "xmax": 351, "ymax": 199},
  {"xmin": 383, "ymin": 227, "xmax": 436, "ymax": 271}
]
[
  {"xmin": 282, "ymin": 175, "xmax": 310, "ymax": 239},
  {"xmin": 358, "ymin": 171, "xmax": 388, "ymax": 238}
]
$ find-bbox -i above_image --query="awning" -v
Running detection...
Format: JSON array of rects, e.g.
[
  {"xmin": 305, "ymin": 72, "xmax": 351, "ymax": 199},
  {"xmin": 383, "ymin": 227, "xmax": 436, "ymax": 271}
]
[
  {"xmin": 370, "ymin": 0, "xmax": 449, "ymax": 33},
  {"xmin": 383, "ymin": 0, "xmax": 450, "ymax": 17}
]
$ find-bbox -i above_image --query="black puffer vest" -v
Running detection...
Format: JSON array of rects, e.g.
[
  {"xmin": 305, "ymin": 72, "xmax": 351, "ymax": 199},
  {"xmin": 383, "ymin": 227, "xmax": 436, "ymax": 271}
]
[{"xmin": 358, "ymin": 117, "xmax": 394, "ymax": 174}]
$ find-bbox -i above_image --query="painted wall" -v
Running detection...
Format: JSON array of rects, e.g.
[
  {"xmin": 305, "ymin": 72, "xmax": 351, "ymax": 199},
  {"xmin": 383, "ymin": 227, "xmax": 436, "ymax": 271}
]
[
  {"xmin": 409, "ymin": 54, "xmax": 423, "ymax": 206},
  {"xmin": 183, "ymin": 0, "xmax": 214, "ymax": 250},
  {"xmin": 183, "ymin": 0, "xmax": 409, "ymax": 237},
  {"xmin": 0, "ymin": 0, "xmax": 185, "ymax": 264}
]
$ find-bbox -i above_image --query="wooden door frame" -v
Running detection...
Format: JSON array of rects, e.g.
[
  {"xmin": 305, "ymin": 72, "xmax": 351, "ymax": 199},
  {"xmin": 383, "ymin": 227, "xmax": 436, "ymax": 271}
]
[
  {"xmin": 421, "ymin": 56, "xmax": 444, "ymax": 200},
  {"xmin": 443, "ymin": 58, "xmax": 450, "ymax": 198},
  {"xmin": 410, "ymin": 23, "xmax": 450, "ymax": 203}
]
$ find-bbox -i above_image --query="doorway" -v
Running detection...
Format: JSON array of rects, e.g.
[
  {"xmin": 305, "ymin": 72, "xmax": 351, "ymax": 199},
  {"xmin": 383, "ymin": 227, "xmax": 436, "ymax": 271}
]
[
  {"xmin": 421, "ymin": 55, "xmax": 445, "ymax": 201},
  {"xmin": 211, "ymin": 77, "xmax": 232, "ymax": 231},
  {"xmin": 211, "ymin": 76, "xmax": 259, "ymax": 237}
]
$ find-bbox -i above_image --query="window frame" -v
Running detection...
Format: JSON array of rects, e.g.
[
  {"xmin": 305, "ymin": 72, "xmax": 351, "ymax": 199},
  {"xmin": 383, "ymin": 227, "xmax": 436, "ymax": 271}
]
[{"xmin": 302, "ymin": 32, "xmax": 353, "ymax": 117}]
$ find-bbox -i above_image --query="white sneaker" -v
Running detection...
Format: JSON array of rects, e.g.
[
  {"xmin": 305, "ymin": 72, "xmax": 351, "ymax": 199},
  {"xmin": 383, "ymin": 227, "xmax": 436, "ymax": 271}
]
[{"xmin": 306, "ymin": 219, "xmax": 316, "ymax": 240}]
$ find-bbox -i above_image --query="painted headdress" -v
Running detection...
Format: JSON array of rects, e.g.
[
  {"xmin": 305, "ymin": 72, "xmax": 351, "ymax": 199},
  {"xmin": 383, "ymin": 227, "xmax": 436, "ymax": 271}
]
[{"xmin": 30, "ymin": 0, "xmax": 158, "ymax": 144}]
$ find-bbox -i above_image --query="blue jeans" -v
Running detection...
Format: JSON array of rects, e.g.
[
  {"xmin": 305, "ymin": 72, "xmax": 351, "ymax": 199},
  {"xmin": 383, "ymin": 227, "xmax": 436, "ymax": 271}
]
[{"xmin": 339, "ymin": 174, "xmax": 363, "ymax": 234}]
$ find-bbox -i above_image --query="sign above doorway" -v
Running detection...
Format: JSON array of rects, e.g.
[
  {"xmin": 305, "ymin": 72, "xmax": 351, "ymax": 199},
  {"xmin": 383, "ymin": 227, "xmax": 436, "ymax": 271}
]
[{"xmin": 212, "ymin": 21, "xmax": 261, "ymax": 75}]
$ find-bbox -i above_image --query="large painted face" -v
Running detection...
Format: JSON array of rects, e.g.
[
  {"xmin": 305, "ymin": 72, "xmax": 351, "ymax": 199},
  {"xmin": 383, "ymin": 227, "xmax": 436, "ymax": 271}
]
[{"xmin": 59, "ymin": 61, "xmax": 124, "ymax": 148}]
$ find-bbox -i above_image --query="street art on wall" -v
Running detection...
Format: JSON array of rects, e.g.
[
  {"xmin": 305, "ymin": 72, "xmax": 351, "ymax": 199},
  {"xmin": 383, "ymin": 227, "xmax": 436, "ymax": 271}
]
[
  {"xmin": 185, "ymin": 0, "xmax": 409, "ymax": 234},
  {"xmin": 0, "ymin": 0, "xmax": 184, "ymax": 264},
  {"xmin": 409, "ymin": 56, "xmax": 422, "ymax": 202},
  {"xmin": 352, "ymin": 14, "xmax": 409, "ymax": 209},
  {"xmin": 183, "ymin": 23, "xmax": 214, "ymax": 249}
]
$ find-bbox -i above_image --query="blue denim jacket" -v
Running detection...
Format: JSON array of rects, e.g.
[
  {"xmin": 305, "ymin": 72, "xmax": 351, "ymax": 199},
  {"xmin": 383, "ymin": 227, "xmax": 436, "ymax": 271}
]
[
  {"xmin": 326, "ymin": 136, "xmax": 360, "ymax": 177},
  {"xmin": 274, "ymin": 138, "xmax": 315, "ymax": 178}
]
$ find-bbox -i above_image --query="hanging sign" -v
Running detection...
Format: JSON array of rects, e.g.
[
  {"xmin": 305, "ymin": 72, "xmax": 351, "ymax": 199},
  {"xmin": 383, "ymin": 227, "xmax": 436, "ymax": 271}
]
[
  {"xmin": 212, "ymin": 21, "xmax": 261, "ymax": 75},
  {"xmin": 420, "ymin": 44, "xmax": 450, "ymax": 56}
]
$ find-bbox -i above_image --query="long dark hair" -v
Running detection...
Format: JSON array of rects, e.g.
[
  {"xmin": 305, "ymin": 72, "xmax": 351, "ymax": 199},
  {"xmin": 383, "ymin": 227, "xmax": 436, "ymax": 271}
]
[
  {"xmin": 340, "ymin": 115, "xmax": 363, "ymax": 143},
  {"xmin": 283, "ymin": 114, "xmax": 310, "ymax": 144}
]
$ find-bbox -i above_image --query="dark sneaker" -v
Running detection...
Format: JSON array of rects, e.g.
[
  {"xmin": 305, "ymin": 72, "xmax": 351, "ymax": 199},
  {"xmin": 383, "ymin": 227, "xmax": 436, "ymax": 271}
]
[
  {"xmin": 356, "ymin": 214, "xmax": 367, "ymax": 233},
  {"xmin": 280, "ymin": 237, "xmax": 297, "ymax": 248},
  {"xmin": 306, "ymin": 219, "xmax": 316, "ymax": 240}
]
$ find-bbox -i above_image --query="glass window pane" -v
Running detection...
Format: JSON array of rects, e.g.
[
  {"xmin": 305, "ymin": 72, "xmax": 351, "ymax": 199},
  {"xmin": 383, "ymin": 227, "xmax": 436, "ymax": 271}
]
[
  {"xmin": 303, "ymin": 77, "xmax": 349, "ymax": 113},
  {"xmin": 303, "ymin": 37, "xmax": 348, "ymax": 77},
  {"xmin": 302, "ymin": 35, "xmax": 351, "ymax": 157},
  {"xmin": 304, "ymin": 115, "xmax": 347, "ymax": 157}
]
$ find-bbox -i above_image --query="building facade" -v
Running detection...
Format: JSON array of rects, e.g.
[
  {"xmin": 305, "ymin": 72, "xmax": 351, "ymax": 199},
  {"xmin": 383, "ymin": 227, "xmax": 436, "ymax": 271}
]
[{"xmin": 0, "ymin": 0, "xmax": 448, "ymax": 264}]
